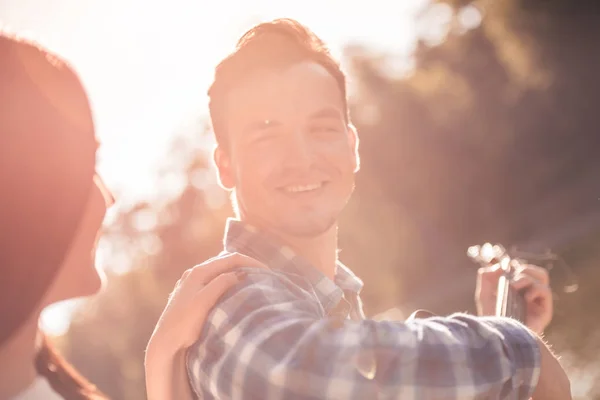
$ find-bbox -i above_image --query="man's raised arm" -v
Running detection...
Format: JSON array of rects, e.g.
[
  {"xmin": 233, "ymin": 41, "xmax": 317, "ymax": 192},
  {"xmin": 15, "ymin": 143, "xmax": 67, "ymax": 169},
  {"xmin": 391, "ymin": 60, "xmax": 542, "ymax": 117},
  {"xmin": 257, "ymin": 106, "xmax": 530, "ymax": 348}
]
[{"xmin": 187, "ymin": 270, "xmax": 564, "ymax": 399}]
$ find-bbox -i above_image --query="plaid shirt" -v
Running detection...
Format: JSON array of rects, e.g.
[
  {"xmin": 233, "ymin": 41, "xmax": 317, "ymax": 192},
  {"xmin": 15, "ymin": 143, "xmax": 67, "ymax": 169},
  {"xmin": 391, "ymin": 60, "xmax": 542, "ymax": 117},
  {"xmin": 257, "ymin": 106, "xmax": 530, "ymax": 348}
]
[{"xmin": 187, "ymin": 219, "xmax": 541, "ymax": 399}]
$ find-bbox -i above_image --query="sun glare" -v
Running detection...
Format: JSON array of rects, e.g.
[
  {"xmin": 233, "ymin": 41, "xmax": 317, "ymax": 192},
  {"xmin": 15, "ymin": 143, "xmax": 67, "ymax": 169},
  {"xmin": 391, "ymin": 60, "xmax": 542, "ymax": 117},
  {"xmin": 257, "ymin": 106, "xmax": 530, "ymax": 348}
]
[{"xmin": 1, "ymin": 0, "xmax": 424, "ymax": 335}]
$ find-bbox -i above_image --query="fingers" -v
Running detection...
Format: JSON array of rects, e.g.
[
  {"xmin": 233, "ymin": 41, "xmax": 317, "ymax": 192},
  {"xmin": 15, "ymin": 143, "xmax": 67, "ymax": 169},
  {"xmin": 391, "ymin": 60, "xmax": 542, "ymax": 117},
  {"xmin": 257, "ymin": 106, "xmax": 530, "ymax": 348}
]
[
  {"xmin": 511, "ymin": 271, "xmax": 553, "ymax": 328},
  {"xmin": 476, "ymin": 264, "xmax": 503, "ymax": 297},
  {"xmin": 180, "ymin": 252, "xmax": 269, "ymax": 287},
  {"xmin": 191, "ymin": 271, "xmax": 243, "ymax": 317},
  {"xmin": 478, "ymin": 263, "xmax": 550, "ymax": 290},
  {"xmin": 477, "ymin": 264, "xmax": 504, "ymax": 285},
  {"xmin": 477, "ymin": 262, "xmax": 553, "ymax": 332},
  {"xmin": 510, "ymin": 270, "xmax": 552, "ymax": 311},
  {"xmin": 511, "ymin": 275, "xmax": 552, "ymax": 303},
  {"xmin": 514, "ymin": 264, "xmax": 550, "ymax": 285},
  {"xmin": 174, "ymin": 268, "xmax": 193, "ymax": 288},
  {"xmin": 194, "ymin": 272, "xmax": 244, "ymax": 310},
  {"xmin": 475, "ymin": 264, "xmax": 503, "ymax": 315},
  {"xmin": 511, "ymin": 265, "xmax": 551, "ymax": 294},
  {"xmin": 524, "ymin": 283, "xmax": 551, "ymax": 305},
  {"xmin": 163, "ymin": 271, "xmax": 246, "ymax": 349}
]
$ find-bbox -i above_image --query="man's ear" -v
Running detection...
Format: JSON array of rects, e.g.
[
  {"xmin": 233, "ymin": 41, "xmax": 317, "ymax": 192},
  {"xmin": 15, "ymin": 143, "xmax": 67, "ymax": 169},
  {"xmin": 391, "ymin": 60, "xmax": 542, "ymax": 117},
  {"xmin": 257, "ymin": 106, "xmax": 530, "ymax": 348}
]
[
  {"xmin": 348, "ymin": 123, "xmax": 360, "ymax": 173},
  {"xmin": 213, "ymin": 146, "xmax": 235, "ymax": 190}
]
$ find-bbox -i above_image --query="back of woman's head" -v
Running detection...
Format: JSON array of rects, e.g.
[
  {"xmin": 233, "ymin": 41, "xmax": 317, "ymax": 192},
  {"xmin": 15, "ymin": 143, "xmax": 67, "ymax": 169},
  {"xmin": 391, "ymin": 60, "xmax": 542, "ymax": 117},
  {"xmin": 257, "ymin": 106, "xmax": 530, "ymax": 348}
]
[
  {"xmin": 0, "ymin": 33, "xmax": 97, "ymax": 346},
  {"xmin": 0, "ymin": 33, "xmax": 109, "ymax": 399}
]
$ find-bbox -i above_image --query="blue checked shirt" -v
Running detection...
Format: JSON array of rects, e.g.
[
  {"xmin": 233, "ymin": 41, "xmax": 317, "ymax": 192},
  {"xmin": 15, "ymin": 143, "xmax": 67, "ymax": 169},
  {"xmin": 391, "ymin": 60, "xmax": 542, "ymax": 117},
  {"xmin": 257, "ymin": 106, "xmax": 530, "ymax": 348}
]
[{"xmin": 187, "ymin": 219, "xmax": 541, "ymax": 399}]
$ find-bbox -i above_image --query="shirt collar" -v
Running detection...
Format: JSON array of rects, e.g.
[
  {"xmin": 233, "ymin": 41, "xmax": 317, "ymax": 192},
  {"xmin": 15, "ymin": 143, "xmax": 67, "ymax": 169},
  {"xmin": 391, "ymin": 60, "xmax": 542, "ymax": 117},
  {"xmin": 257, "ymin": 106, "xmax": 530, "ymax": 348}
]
[{"xmin": 223, "ymin": 218, "xmax": 364, "ymax": 312}]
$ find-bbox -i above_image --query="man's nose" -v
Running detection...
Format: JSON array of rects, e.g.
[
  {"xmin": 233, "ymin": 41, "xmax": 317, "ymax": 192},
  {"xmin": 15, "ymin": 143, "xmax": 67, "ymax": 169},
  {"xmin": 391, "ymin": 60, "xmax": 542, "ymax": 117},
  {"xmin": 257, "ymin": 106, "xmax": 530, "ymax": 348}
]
[{"xmin": 282, "ymin": 130, "xmax": 315, "ymax": 169}]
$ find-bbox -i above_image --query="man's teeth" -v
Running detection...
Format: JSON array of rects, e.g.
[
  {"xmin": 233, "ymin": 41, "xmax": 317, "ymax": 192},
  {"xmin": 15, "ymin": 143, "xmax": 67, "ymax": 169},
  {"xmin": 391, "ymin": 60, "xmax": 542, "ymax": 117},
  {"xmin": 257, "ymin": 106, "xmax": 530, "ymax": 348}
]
[{"xmin": 284, "ymin": 183, "xmax": 323, "ymax": 193}]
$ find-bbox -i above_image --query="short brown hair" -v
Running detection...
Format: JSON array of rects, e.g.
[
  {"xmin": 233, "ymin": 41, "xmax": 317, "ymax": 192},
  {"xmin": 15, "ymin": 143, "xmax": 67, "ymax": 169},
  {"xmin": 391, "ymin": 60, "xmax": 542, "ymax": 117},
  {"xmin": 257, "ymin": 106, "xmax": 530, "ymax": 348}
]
[{"xmin": 208, "ymin": 18, "xmax": 348, "ymax": 148}]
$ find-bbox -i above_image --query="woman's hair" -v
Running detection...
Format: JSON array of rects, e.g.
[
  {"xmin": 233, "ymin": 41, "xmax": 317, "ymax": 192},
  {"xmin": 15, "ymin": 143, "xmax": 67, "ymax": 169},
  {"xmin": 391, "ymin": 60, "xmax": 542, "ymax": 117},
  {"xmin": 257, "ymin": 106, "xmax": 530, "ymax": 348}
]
[
  {"xmin": 35, "ymin": 335, "xmax": 107, "ymax": 399},
  {"xmin": 0, "ymin": 34, "xmax": 106, "ymax": 398}
]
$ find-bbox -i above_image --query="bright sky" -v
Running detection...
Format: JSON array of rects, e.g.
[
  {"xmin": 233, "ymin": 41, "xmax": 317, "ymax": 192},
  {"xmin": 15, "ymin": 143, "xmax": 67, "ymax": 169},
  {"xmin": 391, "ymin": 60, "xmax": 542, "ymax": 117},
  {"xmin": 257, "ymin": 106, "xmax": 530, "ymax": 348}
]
[
  {"xmin": 0, "ymin": 0, "xmax": 434, "ymax": 334},
  {"xmin": 1, "ymin": 0, "xmax": 431, "ymax": 203}
]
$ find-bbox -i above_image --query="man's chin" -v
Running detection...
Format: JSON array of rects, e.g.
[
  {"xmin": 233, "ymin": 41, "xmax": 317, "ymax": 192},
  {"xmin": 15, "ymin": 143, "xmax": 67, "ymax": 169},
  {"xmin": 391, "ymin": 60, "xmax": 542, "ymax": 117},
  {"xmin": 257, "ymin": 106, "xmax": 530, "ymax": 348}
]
[{"xmin": 279, "ymin": 217, "xmax": 337, "ymax": 238}]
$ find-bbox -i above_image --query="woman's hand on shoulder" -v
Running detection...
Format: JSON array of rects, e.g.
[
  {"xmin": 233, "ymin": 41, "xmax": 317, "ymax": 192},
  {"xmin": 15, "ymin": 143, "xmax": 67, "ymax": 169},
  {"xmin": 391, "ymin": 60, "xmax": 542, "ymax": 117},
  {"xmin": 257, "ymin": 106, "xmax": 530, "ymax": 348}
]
[
  {"xmin": 144, "ymin": 253, "xmax": 268, "ymax": 400},
  {"xmin": 147, "ymin": 252, "xmax": 269, "ymax": 357}
]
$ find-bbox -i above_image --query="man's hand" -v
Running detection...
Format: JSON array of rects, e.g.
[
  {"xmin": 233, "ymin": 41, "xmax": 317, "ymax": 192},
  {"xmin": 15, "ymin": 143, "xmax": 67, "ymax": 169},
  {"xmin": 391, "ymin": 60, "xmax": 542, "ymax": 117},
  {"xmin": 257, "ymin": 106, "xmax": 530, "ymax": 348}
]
[
  {"xmin": 533, "ymin": 337, "xmax": 572, "ymax": 399},
  {"xmin": 476, "ymin": 263, "xmax": 553, "ymax": 334}
]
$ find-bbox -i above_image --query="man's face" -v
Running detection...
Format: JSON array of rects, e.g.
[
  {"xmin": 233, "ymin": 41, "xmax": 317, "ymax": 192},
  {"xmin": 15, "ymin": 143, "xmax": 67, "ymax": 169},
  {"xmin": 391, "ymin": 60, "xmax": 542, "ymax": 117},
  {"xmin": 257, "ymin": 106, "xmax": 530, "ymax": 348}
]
[{"xmin": 215, "ymin": 61, "xmax": 359, "ymax": 237}]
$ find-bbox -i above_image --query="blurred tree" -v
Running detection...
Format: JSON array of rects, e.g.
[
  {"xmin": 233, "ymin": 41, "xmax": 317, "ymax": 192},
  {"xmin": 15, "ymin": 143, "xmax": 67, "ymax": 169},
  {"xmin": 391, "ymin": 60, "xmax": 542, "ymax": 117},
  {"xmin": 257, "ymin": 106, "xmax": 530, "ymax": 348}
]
[
  {"xmin": 58, "ymin": 1, "xmax": 600, "ymax": 398},
  {"xmin": 342, "ymin": 1, "xmax": 600, "ymax": 397}
]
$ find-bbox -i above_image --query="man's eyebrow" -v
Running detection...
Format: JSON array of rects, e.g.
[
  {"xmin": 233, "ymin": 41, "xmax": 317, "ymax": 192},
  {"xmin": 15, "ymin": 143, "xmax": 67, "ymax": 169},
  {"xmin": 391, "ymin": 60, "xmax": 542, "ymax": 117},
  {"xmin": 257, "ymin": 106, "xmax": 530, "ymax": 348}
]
[
  {"xmin": 309, "ymin": 106, "xmax": 344, "ymax": 120},
  {"xmin": 243, "ymin": 119, "xmax": 282, "ymax": 133},
  {"xmin": 241, "ymin": 106, "xmax": 343, "ymax": 133}
]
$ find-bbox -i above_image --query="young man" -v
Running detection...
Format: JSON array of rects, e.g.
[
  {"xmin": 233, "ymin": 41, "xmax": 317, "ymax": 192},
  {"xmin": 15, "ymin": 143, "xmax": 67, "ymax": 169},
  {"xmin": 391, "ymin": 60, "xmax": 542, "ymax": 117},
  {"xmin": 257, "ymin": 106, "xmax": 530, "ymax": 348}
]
[{"xmin": 186, "ymin": 19, "xmax": 571, "ymax": 399}]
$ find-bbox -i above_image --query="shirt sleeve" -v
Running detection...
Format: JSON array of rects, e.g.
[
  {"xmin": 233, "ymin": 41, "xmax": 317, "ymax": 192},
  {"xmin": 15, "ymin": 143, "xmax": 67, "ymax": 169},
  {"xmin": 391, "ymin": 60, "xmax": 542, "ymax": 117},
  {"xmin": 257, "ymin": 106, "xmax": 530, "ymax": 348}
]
[{"xmin": 187, "ymin": 269, "xmax": 541, "ymax": 400}]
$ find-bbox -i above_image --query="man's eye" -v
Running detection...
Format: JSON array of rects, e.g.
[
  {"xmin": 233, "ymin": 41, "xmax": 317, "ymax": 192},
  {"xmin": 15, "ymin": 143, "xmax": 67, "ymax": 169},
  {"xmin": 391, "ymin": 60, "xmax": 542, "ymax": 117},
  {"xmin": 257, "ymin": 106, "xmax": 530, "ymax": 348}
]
[
  {"xmin": 251, "ymin": 132, "xmax": 279, "ymax": 145},
  {"xmin": 311, "ymin": 125, "xmax": 340, "ymax": 136}
]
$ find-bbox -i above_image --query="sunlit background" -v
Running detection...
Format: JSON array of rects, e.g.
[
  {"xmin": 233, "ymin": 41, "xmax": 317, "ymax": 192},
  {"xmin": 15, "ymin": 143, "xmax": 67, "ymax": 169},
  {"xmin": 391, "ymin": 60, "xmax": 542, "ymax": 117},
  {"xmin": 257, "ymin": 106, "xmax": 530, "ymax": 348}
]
[
  {"xmin": 1, "ymin": 0, "xmax": 435, "ymax": 205},
  {"xmin": 3, "ymin": 0, "xmax": 600, "ymax": 398},
  {"xmin": 1, "ymin": 0, "xmax": 482, "ymax": 335}
]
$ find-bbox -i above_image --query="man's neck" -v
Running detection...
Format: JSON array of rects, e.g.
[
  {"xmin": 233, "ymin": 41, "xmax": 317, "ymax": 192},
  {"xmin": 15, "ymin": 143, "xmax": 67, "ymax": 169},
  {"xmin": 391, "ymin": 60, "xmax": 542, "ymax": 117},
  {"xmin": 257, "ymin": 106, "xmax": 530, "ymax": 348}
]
[
  {"xmin": 245, "ymin": 220, "xmax": 339, "ymax": 280},
  {"xmin": 0, "ymin": 314, "xmax": 41, "ymax": 398},
  {"xmin": 282, "ymin": 227, "xmax": 338, "ymax": 281}
]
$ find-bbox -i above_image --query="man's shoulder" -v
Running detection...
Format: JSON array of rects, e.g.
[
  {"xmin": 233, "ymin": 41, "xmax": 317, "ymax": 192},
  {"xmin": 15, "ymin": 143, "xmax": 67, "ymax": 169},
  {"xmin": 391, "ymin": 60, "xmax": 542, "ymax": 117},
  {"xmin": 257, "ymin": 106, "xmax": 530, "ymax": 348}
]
[
  {"xmin": 204, "ymin": 250, "xmax": 318, "ymax": 294},
  {"xmin": 231, "ymin": 266, "xmax": 320, "ymax": 304},
  {"xmin": 194, "ymin": 264, "xmax": 326, "ymax": 348},
  {"xmin": 202, "ymin": 261, "xmax": 320, "ymax": 313}
]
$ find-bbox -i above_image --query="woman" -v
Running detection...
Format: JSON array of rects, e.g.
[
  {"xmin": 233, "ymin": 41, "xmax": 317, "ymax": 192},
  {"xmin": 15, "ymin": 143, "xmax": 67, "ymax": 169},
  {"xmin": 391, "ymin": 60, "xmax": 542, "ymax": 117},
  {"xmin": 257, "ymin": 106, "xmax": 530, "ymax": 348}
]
[{"xmin": 0, "ymin": 33, "xmax": 264, "ymax": 399}]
